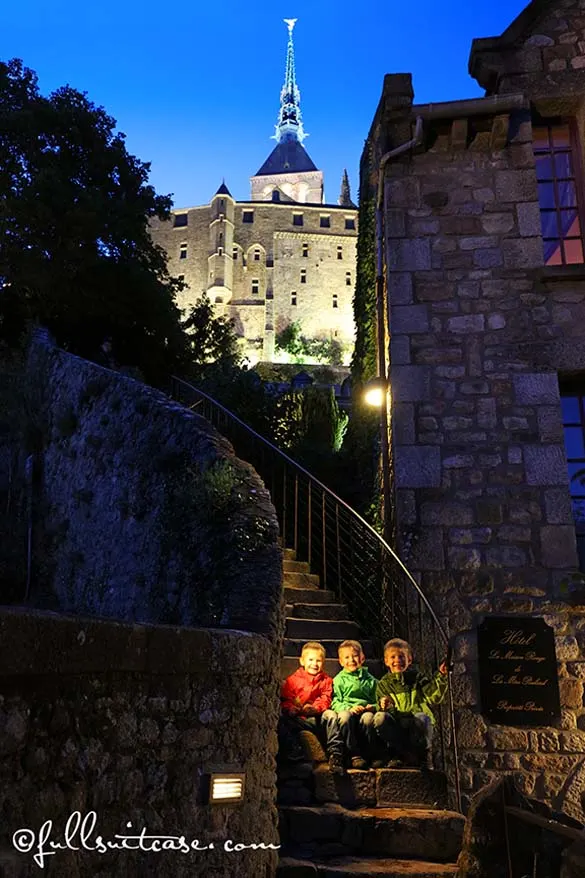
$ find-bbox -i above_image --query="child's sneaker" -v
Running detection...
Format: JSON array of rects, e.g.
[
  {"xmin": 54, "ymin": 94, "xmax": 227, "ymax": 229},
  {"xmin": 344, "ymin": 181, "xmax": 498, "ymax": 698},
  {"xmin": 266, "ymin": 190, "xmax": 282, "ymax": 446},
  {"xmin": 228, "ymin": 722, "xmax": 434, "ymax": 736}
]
[
  {"xmin": 385, "ymin": 758, "xmax": 404, "ymax": 769},
  {"xmin": 329, "ymin": 753, "xmax": 345, "ymax": 776},
  {"xmin": 371, "ymin": 759, "xmax": 386, "ymax": 769},
  {"xmin": 350, "ymin": 756, "xmax": 368, "ymax": 770}
]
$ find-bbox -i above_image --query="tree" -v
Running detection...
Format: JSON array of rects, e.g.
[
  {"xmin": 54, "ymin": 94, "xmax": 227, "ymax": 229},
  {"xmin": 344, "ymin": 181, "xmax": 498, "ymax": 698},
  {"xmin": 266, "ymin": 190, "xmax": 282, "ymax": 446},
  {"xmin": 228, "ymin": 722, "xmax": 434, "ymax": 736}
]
[
  {"xmin": 182, "ymin": 294, "xmax": 241, "ymax": 368},
  {"xmin": 0, "ymin": 59, "xmax": 188, "ymax": 384}
]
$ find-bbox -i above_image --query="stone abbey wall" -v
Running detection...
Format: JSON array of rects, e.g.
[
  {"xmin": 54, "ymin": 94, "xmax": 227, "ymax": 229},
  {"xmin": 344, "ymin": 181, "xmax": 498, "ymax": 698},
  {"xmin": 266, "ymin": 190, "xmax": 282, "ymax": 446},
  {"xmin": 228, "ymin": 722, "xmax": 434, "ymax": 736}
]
[{"xmin": 149, "ymin": 198, "xmax": 357, "ymax": 364}]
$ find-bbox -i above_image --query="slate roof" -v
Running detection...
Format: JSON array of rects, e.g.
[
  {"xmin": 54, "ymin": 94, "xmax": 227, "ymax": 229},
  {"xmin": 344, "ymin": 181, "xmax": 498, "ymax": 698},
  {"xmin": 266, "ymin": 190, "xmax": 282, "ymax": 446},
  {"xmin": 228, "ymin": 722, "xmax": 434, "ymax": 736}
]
[
  {"xmin": 255, "ymin": 139, "xmax": 318, "ymax": 177},
  {"xmin": 214, "ymin": 181, "xmax": 232, "ymax": 196}
]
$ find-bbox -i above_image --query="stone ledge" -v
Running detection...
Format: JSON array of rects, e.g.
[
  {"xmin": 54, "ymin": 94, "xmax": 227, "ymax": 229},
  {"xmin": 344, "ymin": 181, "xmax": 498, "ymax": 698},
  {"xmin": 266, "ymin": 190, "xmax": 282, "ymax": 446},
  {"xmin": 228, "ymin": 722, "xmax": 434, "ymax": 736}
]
[{"xmin": 0, "ymin": 608, "xmax": 271, "ymax": 677}]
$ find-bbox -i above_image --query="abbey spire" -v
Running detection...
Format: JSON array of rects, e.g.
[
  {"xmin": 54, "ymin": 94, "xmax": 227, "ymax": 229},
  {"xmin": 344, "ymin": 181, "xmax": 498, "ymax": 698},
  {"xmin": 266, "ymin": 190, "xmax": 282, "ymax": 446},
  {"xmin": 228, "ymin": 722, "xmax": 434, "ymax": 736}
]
[
  {"xmin": 275, "ymin": 18, "xmax": 306, "ymax": 144},
  {"xmin": 251, "ymin": 19, "xmax": 323, "ymax": 203}
]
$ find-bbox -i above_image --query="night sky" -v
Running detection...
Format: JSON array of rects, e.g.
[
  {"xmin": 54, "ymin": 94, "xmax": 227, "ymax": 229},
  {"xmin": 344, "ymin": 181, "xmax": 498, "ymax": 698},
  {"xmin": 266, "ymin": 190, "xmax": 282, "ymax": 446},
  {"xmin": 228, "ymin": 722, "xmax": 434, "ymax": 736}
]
[{"xmin": 3, "ymin": 1, "xmax": 527, "ymax": 208}]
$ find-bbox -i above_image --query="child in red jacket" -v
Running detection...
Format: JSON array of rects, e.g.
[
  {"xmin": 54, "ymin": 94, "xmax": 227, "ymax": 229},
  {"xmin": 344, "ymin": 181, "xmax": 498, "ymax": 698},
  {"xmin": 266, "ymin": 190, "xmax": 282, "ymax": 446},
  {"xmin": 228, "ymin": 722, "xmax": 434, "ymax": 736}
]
[{"xmin": 280, "ymin": 641, "xmax": 344, "ymax": 774}]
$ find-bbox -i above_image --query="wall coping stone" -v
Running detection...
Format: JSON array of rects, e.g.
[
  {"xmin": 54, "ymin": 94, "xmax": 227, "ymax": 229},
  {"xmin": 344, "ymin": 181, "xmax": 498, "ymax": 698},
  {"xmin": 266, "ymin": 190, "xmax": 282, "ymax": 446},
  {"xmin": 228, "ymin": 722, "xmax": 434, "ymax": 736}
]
[{"xmin": 0, "ymin": 608, "xmax": 272, "ymax": 678}]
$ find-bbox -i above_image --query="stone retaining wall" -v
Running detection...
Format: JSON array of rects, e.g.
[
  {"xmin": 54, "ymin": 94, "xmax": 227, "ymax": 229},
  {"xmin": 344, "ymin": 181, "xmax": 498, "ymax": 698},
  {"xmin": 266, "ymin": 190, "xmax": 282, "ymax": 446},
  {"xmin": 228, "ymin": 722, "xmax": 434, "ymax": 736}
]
[{"xmin": 0, "ymin": 610, "xmax": 280, "ymax": 878}]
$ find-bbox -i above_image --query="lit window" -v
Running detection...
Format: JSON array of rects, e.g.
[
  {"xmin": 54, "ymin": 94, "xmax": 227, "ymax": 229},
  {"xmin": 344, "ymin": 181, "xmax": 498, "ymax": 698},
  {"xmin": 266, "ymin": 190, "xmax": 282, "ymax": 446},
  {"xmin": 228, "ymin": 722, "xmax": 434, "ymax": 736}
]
[
  {"xmin": 346, "ymin": 272, "xmax": 351, "ymax": 286},
  {"xmin": 534, "ymin": 123, "xmax": 584, "ymax": 265},
  {"xmin": 243, "ymin": 210, "xmax": 254, "ymax": 224},
  {"xmin": 291, "ymin": 292, "xmax": 297, "ymax": 306},
  {"xmin": 561, "ymin": 389, "xmax": 585, "ymax": 570},
  {"xmin": 174, "ymin": 214, "xmax": 188, "ymax": 228},
  {"xmin": 302, "ymin": 243, "xmax": 309, "ymax": 258},
  {"xmin": 332, "ymin": 294, "xmax": 338, "ymax": 309},
  {"xmin": 252, "ymin": 279, "xmax": 259, "ymax": 294},
  {"xmin": 254, "ymin": 249, "xmax": 261, "ymax": 261},
  {"xmin": 320, "ymin": 216, "xmax": 330, "ymax": 228},
  {"xmin": 293, "ymin": 213, "xmax": 304, "ymax": 226},
  {"xmin": 337, "ymin": 246, "xmax": 343, "ymax": 260},
  {"xmin": 179, "ymin": 243, "xmax": 187, "ymax": 260},
  {"xmin": 300, "ymin": 269, "xmax": 306, "ymax": 284},
  {"xmin": 345, "ymin": 217, "xmax": 355, "ymax": 230}
]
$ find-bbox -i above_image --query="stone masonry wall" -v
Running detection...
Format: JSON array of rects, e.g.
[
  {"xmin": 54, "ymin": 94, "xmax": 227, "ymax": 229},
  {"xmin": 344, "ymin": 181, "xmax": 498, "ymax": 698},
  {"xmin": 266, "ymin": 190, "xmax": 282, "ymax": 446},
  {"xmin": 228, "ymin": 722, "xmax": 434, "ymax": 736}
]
[
  {"xmin": 149, "ymin": 201, "xmax": 357, "ymax": 363},
  {"xmin": 0, "ymin": 609, "xmax": 280, "ymax": 878},
  {"xmin": 368, "ymin": 73, "xmax": 585, "ymax": 810},
  {"xmin": 21, "ymin": 335, "xmax": 283, "ymax": 638}
]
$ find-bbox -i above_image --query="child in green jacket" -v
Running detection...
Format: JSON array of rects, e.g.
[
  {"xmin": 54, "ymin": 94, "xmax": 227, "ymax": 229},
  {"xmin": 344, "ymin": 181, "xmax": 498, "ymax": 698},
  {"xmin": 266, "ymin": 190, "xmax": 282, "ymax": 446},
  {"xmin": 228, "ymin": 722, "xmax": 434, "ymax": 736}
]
[
  {"xmin": 373, "ymin": 638, "xmax": 448, "ymax": 769},
  {"xmin": 331, "ymin": 639, "xmax": 379, "ymax": 769}
]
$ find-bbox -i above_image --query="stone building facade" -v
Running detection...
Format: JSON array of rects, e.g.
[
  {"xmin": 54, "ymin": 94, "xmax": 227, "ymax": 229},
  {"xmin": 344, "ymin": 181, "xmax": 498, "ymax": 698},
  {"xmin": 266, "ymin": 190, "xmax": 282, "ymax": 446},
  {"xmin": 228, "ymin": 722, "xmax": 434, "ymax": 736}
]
[
  {"xmin": 149, "ymin": 21, "xmax": 357, "ymax": 365},
  {"xmin": 363, "ymin": 0, "xmax": 585, "ymax": 810}
]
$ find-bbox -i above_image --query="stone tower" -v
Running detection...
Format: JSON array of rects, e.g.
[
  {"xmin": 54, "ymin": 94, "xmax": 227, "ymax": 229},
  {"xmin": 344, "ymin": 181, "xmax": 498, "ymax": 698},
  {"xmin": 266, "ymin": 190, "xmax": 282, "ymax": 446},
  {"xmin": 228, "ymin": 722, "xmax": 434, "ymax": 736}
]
[
  {"xmin": 250, "ymin": 20, "xmax": 324, "ymax": 204},
  {"xmin": 207, "ymin": 181, "xmax": 235, "ymax": 309}
]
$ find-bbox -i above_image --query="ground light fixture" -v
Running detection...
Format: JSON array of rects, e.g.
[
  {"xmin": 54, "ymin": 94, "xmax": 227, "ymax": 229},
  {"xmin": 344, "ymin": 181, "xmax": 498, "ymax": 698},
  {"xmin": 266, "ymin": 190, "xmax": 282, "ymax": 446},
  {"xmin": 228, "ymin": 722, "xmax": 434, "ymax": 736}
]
[
  {"xmin": 209, "ymin": 773, "xmax": 246, "ymax": 804},
  {"xmin": 363, "ymin": 377, "xmax": 389, "ymax": 408}
]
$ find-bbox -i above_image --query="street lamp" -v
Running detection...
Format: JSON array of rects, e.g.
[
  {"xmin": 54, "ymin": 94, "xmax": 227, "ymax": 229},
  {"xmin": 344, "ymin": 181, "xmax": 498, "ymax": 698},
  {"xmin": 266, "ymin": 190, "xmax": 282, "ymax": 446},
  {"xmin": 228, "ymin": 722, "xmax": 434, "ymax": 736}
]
[{"xmin": 363, "ymin": 377, "xmax": 389, "ymax": 409}]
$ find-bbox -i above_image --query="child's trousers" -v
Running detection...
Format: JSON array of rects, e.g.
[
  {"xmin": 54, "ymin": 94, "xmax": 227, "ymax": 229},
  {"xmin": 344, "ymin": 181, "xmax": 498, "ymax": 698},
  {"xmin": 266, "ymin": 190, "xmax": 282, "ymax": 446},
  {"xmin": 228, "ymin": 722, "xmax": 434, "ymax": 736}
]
[{"xmin": 373, "ymin": 710, "xmax": 433, "ymax": 759}]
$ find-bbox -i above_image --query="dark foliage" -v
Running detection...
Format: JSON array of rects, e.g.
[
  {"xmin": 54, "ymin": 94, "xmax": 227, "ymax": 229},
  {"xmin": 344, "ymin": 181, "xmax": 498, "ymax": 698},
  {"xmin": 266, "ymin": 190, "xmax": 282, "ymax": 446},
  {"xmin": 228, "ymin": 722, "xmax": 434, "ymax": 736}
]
[{"xmin": 0, "ymin": 59, "xmax": 189, "ymax": 385}]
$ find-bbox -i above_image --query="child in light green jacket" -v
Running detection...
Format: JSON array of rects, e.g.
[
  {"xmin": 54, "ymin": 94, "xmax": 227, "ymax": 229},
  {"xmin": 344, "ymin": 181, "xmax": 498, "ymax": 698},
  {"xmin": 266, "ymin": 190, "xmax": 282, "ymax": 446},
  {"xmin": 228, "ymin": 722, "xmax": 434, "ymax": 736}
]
[
  {"xmin": 330, "ymin": 639, "xmax": 379, "ymax": 769},
  {"xmin": 374, "ymin": 638, "xmax": 448, "ymax": 769}
]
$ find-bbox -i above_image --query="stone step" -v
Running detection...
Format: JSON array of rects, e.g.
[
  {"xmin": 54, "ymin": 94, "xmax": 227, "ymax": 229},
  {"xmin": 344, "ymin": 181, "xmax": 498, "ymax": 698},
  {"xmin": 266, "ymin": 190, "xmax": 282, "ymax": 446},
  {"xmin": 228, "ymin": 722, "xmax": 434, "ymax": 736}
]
[
  {"xmin": 286, "ymin": 619, "xmax": 363, "ymax": 640},
  {"xmin": 284, "ymin": 572, "xmax": 322, "ymax": 588},
  {"xmin": 284, "ymin": 548, "xmax": 297, "ymax": 561},
  {"xmin": 288, "ymin": 603, "xmax": 350, "ymax": 621},
  {"xmin": 283, "ymin": 639, "xmax": 376, "ymax": 659},
  {"xmin": 313, "ymin": 765, "xmax": 449, "ymax": 810},
  {"xmin": 277, "ymin": 855, "xmax": 458, "ymax": 877},
  {"xmin": 284, "ymin": 587, "xmax": 338, "ymax": 604},
  {"xmin": 284, "ymin": 559, "xmax": 312, "ymax": 573},
  {"xmin": 280, "ymin": 657, "xmax": 383, "ymax": 680},
  {"xmin": 279, "ymin": 804, "xmax": 464, "ymax": 863}
]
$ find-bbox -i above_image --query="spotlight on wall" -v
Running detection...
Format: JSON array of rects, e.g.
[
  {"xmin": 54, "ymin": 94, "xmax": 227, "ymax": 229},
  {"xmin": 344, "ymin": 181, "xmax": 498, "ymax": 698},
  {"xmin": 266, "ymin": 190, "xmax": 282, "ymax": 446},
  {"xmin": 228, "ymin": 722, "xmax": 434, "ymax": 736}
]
[
  {"xmin": 209, "ymin": 773, "xmax": 246, "ymax": 804},
  {"xmin": 363, "ymin": 377, "xmax": 389, "ymax": 408}
]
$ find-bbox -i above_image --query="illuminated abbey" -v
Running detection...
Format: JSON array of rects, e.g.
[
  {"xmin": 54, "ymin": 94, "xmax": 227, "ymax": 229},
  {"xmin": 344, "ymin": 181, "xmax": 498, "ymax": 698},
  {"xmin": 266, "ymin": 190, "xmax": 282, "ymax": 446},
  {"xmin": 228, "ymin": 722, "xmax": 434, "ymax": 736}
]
[{"xmin": 149, "ymin": 20, "xmax": 358, "ymax": 364}]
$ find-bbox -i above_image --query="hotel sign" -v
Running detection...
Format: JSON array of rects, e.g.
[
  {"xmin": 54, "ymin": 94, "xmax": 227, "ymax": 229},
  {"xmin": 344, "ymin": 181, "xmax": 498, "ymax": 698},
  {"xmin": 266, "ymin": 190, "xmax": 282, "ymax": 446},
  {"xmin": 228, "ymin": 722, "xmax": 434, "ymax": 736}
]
[{"xmin": 477, "ymin": 616, "xmax": 561, "ymax": 726}]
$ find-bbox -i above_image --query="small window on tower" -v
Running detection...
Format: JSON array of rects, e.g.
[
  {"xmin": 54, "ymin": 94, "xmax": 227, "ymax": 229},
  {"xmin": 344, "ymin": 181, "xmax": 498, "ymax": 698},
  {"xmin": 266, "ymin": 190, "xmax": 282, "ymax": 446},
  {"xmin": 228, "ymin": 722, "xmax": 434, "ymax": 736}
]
[
  {"xmin": 233, "ymin": 247, "xmax": 238, "ymax": 260},
  {"xmin": 174, "ymin": 213, "xmax": 188, "ymax": 228},
  {"xmin": 332, "ymin": 294, "xmax": 338, "ymax": 309},
  {"xmin": 272, "ymin": 190, "xmax": 281, "ymax": 202},
  {"xmin": 243, "ymin": 210, "xmax": 254, "ymax": 224},
  {"xmin": 179, "ymin": 243, "xmax": 187, "ymax": 260},
  {"xmin": 320, "ymin": 215, "xmax": 330, "ymax": 228},
  {"xmin": 345, "ymin": 217, "xmax": 356, "ymax": 230},
  {"xmin": 337, "ymin": 246, "xmax": 343, "ymax": 260},
  {"xmin": 302, "ymin": 243, "xmax": 309, "ymax": 258},
  {"xmin": 219, "ymin": 199, "xmax": 225, "ymax": 210},
  {"xmin": 293, "ymin": 213, "xmax": 304, "ymax": 226},
  {"xmin": 300, "ymin": 269, "xmax": 307, "ymax": 284},
  {"xmin": 346, "ymin": 272, "xmax": 351, "ymax": 286},
  {"xmin": 254, "ymin": 249, "xmax": 261, "ymax": 261},
  {"xmin": 218, "ymin": 247, "xmax": 223, "ymax": 255},
  {"xmin": 291, "ymin": 292, "xmax": 297, "ymax": 306},
  {"xmin": 252, "ymin": 279, "xmax": 259, "ymax": 294}
]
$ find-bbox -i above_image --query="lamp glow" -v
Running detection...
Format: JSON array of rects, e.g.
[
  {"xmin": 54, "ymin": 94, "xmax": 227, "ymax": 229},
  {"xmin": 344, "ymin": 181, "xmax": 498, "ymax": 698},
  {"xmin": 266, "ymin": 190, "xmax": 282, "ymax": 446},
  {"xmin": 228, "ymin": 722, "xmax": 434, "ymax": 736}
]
[
  {"xmin": 209, "ymin": 773, "xmax": 245, "ymax": 803},
  {"xmin": 364, "ymin": 386, "xmax": 385, "ymax": 407}
]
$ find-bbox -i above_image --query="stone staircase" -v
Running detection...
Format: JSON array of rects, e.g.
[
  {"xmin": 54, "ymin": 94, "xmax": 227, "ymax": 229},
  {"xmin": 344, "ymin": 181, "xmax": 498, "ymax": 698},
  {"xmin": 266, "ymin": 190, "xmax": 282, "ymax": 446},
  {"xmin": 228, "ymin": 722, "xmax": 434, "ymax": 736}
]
[{"xmin": 277, "ymin": 550, "xmax": 464, "ymax": 877}]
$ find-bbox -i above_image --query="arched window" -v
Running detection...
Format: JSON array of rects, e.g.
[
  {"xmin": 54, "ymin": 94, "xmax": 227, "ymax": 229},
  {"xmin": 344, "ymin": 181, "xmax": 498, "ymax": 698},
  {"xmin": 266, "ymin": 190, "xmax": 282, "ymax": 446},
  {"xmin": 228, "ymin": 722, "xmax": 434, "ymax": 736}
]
[{"xmin": 272, "ymin": 190, "xmax": 281, "ymax": 202}]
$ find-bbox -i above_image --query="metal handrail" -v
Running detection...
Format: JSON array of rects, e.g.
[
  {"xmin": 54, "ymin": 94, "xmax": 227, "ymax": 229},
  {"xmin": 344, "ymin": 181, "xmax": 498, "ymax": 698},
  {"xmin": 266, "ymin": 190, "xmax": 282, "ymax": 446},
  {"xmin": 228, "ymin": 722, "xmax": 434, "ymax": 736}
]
[
  {"xmin": 170, "ymin": 375, "xmax": 461, "ymax": 810},
  {"xmin": 173, "ymin": 377, "xmax": 447, "ymax": 639}
]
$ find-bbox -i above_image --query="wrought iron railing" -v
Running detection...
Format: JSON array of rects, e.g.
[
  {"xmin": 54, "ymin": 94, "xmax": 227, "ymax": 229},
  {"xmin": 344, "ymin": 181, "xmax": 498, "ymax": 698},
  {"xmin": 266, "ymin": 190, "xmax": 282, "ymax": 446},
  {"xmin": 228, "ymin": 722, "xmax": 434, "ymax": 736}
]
[
  {"xmin": 171, "ymin": 376, "xmax": 461, "ymax": 809},
  {"xmin": 501, "ymin": 781, "xmax": 583, "ymax": 877}
]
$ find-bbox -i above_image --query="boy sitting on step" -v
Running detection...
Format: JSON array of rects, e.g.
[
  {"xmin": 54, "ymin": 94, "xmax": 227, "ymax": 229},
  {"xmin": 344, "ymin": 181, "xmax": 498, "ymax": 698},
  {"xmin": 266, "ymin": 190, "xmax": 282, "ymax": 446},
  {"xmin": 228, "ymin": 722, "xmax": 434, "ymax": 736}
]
[
  {"xmin": 280, "ymin": 641, "xmax": 346, "ymax": 775},
  {"xmin": 330, "ymin": 639, "xmax": 379, "ymax": 770},
  {"xmin": 373, "ymin": 638, "xmax": 448, "ymax": 769}
]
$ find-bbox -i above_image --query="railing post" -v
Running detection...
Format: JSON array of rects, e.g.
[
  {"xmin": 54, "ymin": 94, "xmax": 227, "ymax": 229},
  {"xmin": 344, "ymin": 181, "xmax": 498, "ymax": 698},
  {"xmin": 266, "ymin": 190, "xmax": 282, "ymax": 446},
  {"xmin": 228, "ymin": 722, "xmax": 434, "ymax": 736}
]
[
  {"xmin": 321, "ymin": 490, "xmax": 327, "ymax": 590},
  {"xmin": 294, "ymin": 474, "xmax": 299, "ymax": 555},
  {"xmin": 307, "ymin": 481, "xmax": 312, "ymax": 570},
  {"xmin": 335, "ymin": 505, "xmax": 342, "ymax": 602}
]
